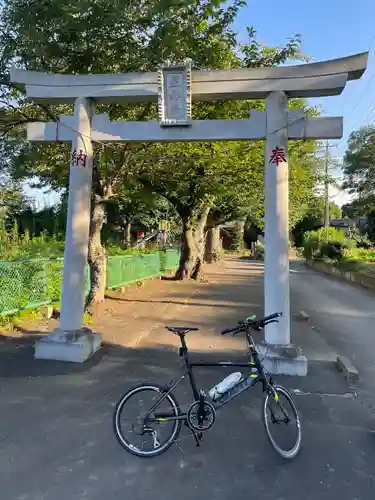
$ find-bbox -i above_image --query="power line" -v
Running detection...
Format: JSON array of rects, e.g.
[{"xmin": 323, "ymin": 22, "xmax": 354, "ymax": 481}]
[{"xmin": 341, "ymin": 31, "xmax": 375, "ymax": 123}]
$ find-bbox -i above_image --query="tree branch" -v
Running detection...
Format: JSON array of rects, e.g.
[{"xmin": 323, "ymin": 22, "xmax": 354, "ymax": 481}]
[
  {"xmin": 187, "ymin": 165, "xmax": 205, "ymax": 210},
  {"xmin": 137, "ymin": 174, "xmax": 182, "ymax": 213}
]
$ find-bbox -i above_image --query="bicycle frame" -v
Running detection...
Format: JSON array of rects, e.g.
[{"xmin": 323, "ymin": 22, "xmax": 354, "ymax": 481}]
[{"xmin": 146, "ymin": 329, "xmax": 273, "ymax": 423}]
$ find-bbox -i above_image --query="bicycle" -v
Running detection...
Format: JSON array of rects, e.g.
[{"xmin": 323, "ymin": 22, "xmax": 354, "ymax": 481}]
[{"xmin": 113, "ymin": 312, "xmax": 302, "ymax": 460}]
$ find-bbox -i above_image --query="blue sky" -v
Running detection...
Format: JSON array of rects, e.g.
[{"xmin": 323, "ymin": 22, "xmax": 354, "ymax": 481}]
[
  {"xmin": 27, "ymin": 0, "xmax": 375, "ymax": 208},
  {"xmin": 233, "ymin": 0, "xmax": 375, "ymax": 205}
]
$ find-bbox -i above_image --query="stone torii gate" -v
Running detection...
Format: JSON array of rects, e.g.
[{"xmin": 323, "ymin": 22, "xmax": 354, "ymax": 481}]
[{"xmin": 10, "ymin": 52, "xmax": 368, "ymax": 373}]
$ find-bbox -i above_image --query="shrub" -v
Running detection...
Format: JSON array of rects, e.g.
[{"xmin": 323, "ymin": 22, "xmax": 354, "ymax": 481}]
[
  {"xmin": 344, "ymin": 248, "xmax": 375, "ymax": 263},
  {"xmin": 255, "ymin": 242, "xmax": 264, "ymax": 260},
  {"xmin": 229, "ymin": 223, "xmax": 245, "ymax": 253},
  {"xmin": 317, "ymin": 240, "xmax": 356, "ymax": 261},
  {"xmin": 346, "ymin": 230, "xmax": 373, "ymax": 249},
  {"xmin": 302, "ymin": 227, "xmax": 355, "ymax": 261}
]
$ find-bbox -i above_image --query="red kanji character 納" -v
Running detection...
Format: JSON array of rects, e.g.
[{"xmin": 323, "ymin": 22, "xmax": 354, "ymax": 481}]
[
  {"xmin": 76, "ymin": 149, "xmax": 87, "ymax": 168},
  {"xmin": 71, "ymin": 149, "xmax": 77, "ymax": 166}
]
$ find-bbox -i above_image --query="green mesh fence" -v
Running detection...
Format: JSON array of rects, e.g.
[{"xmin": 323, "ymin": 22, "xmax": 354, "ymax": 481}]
[
  {"xmin": 107, "ymin": 253, "xmax": 160, "ymax": 289},
  {"xmin": 0, "ymin": 258, "xmax": 91, "ymax": 317},
  {"xmin": 0, "ymin": 258, "xmax": 63, "ymax": 316},
  {"xmin": 0, "ymin": 250, "xmax": 180, "ymax": 316},
  {"xmin": 106, "ymin": 249, "xmax": 180, "ymax": 289},
  {"xmin": 159, "ymin": 248, "xmax": 181, "ymax": 271}
]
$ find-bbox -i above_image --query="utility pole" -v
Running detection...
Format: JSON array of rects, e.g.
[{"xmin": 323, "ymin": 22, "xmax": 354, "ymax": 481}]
[
  {"xmin": 324, "ymin": 141, "xmax": 330, "ymax": 242},
  {"xmin": 323, "ymin": 142, "xmax": 338, "ymax": 243}
]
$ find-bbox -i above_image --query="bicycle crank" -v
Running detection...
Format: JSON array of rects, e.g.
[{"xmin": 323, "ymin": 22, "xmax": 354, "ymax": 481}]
[{"xmin": 187, "ymin": 400, "xmax": 216, "ymax": 432}]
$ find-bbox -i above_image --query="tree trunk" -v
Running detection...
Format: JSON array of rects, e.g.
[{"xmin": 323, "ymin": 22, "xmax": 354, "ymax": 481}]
[
  {"xmin": 190, "ymin": 206, "xmax": 210, "ymax": 280},
  {"xmin": 86, "ymin": 200, "xmax": 107, "ymax": 312},
  {"xmin": 250, "ymin": 241, "xmax": 256, "ymax": 258},
  {"xmin": 175, "ymin": 216, "xmax": 196, "ymax": 280},
  {"xmin": 175, "ymin": 206, "xmax": 210, "ymax": 280},
  {"xmin": 205, "ymin": 226, "xmax": 222, "ymax": 263},
  {"xmin": 124, "ymin": 219, "xmax": 132, "ymax": 248}
]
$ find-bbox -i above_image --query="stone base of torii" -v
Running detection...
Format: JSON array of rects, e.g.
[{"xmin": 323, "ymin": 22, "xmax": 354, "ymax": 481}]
[{"xmin": 10, "ymin": 53, "xmax": 368, "ymax": 374}]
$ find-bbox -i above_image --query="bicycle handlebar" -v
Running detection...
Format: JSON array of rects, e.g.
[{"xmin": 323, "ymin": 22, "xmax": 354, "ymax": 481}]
[
  {"xmin": 221, "ymin": 312, "xmax": 283, "ymax": 336},
  {"xmin": 221, "ymin": 326, "xmax": 238, "ymax": 335}
]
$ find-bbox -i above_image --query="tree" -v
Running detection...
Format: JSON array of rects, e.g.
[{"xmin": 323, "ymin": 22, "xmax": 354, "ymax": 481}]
[
  {"xmin": 103, "ymin": 185, "xmax": 177, "ymax": 247},
  {"xmin": 341, "ymin": 125, "xmax": 375, "ymax": 242},
  {"xmin": 0, "ymin": 0, "xmax": 318, "ymax": 293},
  {"xmin": 0, "ymin": 135, "xmax": 29, "ymax": 222},
  {"xmin": 0, "ymin": 175, "xmax": 26, "ymax": 220},
  {"xmin": 342, "ymin": 198, "xmax": 375, "ymax": 219},
  {"xmin": 0, "ymin": 0, "xmax": 253, "ymax": 296},
  {"xmin": 342, "ymin": 125, "xmax": 375, "ymax": 205}
]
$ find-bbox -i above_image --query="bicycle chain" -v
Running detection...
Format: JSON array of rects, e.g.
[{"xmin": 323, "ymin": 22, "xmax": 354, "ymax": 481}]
[{"xmin": 148, "ymin": 399, "xmax": 215, "ymax": 452}]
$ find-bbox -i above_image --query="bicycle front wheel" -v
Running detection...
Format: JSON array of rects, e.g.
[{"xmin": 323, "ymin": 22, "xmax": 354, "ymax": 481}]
[
  {"xmin": 262, "ymin": 385, "xmax": 302, "ymax": 460},
  {"xmin": 113, "ymin": 383, "xmax": 182, "ymax": 458}
]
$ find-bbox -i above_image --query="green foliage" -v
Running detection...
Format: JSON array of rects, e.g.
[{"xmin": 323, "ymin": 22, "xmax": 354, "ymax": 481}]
[
  {"xmin": 0, "ymin": 307, "xmax": 41, "ymax": 330},
  {"xmin": 344, "ymin": 226, "xmax": 373, "ymax": 249},
  {"xmin": 341, "ymin": 199, "xmax": 373, "ymax": 219},
  {"xmin": 241, "ymin": 27, "xmax": 307, "ymax": 68},
  {"xmin": 328, "ymin": 248, "xmax": 375, "ymax": 275},
  {"xmin": 255, "ymin": 242, "xmax": 264, "ymax": 260},
  {"xmin": 301, "ymin": 227, "xmax": 353, "ymax": 260},
  {"xmin": 346, "ymin": 248, "xmax": 375, "ymax": 263},
  {"xmin": 367, "ymin": 209, "xmax": 375, "ymax": 243},
  {"xmin": 102, "ymin": 189, "xmax": 179, "ymax": 245},
  {"xmin": 0, "ymin": 220, "xmax": 163, "ymax": 260},
  {"xmin": 105, "ymin": 245, "xmax": 159, "ymax": 256},
  {"xmin": 317, "ymin": 241, "xmax": 353, "ymax": 261},
  {"xmin": 0, "ymin": 224, "xmax": 65, "ymax": 260},
  {"xmin": 0, "ymin": 169, "xmax": 28, "ymax": 221},
  {"xmin": 292, "ymin": 197, "xmax": 342, "ymax": 247},
  {"xmin": 0, "ymin": 0, "xmax": 321, "ymax": 239},
  {"xmin": 341, "ymin": 125, "xmax": 375, "ymax": 243},
  {"xmin": 342, "ymin": 125, "xmax": 375, "ymax": 200},
  {"xmin": 301, "ymin": 227, "xmax": 375, "ymax": 277},
  {"xmin": 229, "ymin": 221, "xmax": 245, "ymax": 252}
]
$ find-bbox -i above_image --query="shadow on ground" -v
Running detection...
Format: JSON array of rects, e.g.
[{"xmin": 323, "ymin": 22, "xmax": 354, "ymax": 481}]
[
  {"xmin": 1, "ymin": 259, "xmax": 375, "ymax": 500},
  {"xmin": 0, "ymin": 340, "xmax": 374, "ymax": 500}
]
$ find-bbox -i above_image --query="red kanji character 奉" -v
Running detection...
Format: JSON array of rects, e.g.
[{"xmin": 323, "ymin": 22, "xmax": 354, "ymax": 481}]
[{"xmin": 269, "ymin": 147, "xmax": 286, "ymax": 166}]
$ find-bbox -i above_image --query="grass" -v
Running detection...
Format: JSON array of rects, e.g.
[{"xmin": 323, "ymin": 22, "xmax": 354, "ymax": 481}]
[
  {"xmin": 0, "ymin": 301, "xmax": 93, "ymax": 333},
  {"xmin": 0, "ymin": 307, "xmax": 42, "ymax": 332}
]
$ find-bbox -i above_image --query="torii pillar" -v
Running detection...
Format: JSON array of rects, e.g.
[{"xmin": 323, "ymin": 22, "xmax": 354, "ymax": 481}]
[{"xmin": 10, "ymin": 53, "xmax": 368, "ymax": 371}]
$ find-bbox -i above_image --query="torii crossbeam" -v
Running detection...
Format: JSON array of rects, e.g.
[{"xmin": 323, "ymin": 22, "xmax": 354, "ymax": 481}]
[{"xmin": 10, "ymin": 52, "xmax": 368, "ymax": 373}]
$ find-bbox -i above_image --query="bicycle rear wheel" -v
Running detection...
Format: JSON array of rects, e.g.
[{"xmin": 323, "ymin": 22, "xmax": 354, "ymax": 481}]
[
  {"xmin": 113, "ymin": 383, "xmax": 182, "ymax": 457},
  {"xmin": 262, "ymin": 385, "xmax": 302, "ymax": 460}
]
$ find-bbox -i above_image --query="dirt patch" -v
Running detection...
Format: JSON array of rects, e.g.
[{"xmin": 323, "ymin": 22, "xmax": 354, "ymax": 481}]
[
  {"xmin": 0, "ymin": 259, "xmax": 266, "ymax": 357},
  {"xmin": 1, "ymin": 274, "xmax": 203, "ymax": 348}
]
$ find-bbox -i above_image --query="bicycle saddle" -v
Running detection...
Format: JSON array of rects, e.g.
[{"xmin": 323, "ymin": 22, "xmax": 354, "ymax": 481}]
[{"xmin": 165, "ymin": 326, "xmax": 199, "ymax": 336}]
